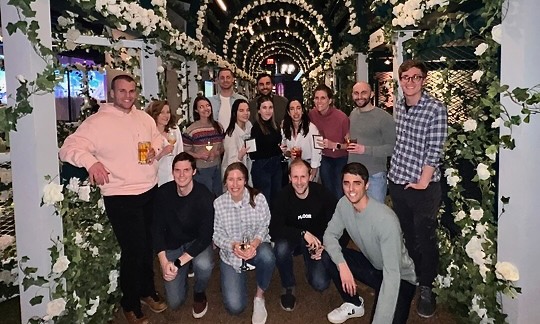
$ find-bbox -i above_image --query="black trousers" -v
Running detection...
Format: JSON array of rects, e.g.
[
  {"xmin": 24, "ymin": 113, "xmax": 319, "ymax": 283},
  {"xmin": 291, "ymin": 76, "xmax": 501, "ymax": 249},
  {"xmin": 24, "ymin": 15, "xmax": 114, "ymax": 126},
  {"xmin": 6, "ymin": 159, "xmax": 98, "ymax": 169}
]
[
  {"xmin": 103, "ymin": 186, "xmax": 157, "ymax": 312},
  {"xmin": 389, "ymin": 181, "xmax": 441, "ymax": 287},
  {"xmin": 323, "ymin": 248, "xmax": 416, "ymax": 324}
]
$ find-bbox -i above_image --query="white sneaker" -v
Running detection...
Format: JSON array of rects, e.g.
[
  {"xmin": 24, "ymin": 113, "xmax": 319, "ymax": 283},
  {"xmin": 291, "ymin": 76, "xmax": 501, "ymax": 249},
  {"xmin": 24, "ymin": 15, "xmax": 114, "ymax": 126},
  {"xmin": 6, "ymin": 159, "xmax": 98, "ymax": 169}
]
[
  {"xmin": 252, "ymin": 297, "xmax": 267, "ymax": 324},
  {"xmin": 327, "ymin": 298, "xmax": 365, "ymax": 324}
]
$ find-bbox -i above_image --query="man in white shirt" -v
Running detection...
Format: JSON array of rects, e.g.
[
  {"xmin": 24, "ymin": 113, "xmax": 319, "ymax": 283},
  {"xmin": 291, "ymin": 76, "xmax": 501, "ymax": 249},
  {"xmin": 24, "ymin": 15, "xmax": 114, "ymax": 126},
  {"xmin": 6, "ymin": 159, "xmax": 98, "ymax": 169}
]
[{"xmin": 208, "ymin": 68, "xmax": 247, "ymax": 129}]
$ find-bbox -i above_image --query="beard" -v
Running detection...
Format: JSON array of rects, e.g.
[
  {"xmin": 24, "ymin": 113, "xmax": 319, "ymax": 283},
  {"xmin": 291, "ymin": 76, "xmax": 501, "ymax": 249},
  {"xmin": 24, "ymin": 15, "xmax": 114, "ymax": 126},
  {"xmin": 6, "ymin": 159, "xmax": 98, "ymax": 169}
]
[{"xmin": 354, "ymin": 98, "xmax": 370, "ymax": 108}]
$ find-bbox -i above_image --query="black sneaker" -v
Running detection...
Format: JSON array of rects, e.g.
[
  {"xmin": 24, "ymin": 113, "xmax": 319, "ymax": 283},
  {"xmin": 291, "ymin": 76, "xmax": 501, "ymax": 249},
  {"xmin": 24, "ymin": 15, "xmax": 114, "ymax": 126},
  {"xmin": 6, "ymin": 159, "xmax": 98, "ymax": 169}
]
[
  {"xmin": 417, "ymin": 285, "xmax": 436, "ymax": 318},
  {"xmin": 280, "ymin": 288, "xmax": 296, "ymax": 311}
]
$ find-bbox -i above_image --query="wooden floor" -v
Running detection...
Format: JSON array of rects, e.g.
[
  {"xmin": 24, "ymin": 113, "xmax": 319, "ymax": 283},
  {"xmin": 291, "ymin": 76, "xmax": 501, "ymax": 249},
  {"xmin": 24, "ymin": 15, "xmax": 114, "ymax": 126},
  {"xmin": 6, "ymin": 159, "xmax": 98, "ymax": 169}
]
[{"xmin": 110, "ymin": 252, "xmax": 458, "ymax": 324}]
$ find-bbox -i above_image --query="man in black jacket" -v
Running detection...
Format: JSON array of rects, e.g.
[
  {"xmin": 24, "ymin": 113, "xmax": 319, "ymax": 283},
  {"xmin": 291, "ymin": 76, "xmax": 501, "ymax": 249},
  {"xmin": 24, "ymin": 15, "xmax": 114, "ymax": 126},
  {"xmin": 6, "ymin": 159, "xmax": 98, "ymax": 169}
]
[
  {"xmin": 270, "ymin": 158, "xmax": 337, "ymax": 311},
  {"xmin": 153, "ymin": 152, "xmax": 215, "ymax": 319}
]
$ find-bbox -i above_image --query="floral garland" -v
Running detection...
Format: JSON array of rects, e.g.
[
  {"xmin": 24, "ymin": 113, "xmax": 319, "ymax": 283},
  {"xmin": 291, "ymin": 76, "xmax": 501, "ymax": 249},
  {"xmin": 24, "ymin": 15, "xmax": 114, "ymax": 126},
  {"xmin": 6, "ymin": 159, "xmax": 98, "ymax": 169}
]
[
  {"xmin": 368, "ymin": 0, "xmax": 526, "ymax": 322},
  {"xmin": 329, "ymin": 44, "xmax": 356, "ymax": 69}
]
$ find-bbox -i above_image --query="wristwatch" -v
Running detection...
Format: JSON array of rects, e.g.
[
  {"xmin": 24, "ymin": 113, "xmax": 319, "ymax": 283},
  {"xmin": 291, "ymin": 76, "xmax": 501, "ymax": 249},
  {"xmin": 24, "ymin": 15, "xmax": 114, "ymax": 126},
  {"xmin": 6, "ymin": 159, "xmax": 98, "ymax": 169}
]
[
  {"xmin": 336, "ymin": 143, "xmax": 342, "ymax": 150},
  {"xmin": 174, "ymin": 258, "xmax": 183, "ymax": 269}
]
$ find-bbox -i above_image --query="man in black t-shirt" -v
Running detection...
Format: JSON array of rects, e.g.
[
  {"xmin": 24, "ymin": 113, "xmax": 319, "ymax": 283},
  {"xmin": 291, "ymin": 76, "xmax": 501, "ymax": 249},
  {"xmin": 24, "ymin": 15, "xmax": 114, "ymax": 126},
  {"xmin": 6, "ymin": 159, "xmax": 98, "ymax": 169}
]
[
  {"xmin": 270, "ymin": 159, "xmax": 337, "ymax": 312},
  {"xmin": 153, "ymin": 152, "xmax": 215, "ymax": 319}
]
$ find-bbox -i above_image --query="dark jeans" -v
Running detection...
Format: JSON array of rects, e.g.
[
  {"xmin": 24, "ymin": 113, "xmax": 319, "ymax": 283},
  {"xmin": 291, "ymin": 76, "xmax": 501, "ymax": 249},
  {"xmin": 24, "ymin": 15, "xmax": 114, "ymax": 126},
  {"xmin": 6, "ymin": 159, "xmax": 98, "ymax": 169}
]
[
  {"xmin": 103, "ymin": 186, "xmax": 157, "ymax": 313},
  {"xmin": 323, "ymin": 248, "xmax": 416, "ymax": 324},
  {"xmin": 320, "ymin": 155, "xmax": 348, "ymax": 199},
  {"xmin": 251, "ymin": 155, "xmax": 283, "ymax": 204},
  {"xmin": 389, "ymin": 181, "xmax": 441, "ymax": 287},
  {"xmin": 273, "ymin": 238, "xmax": 330, "ymax": 292}
]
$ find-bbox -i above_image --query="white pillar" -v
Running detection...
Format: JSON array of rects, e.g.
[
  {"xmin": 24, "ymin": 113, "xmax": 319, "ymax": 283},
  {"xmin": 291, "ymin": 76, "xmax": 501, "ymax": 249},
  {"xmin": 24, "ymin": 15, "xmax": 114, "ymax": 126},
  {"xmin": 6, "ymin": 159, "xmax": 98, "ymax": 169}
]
[
  {"xmin": 355, "ymin": 53, "xmax": 368, "ymax": 82},
  {"xmin": 392, "ymin": 30, "xmax": 416, "ymax": 100},
  {"xmin": 140, "ymin": 43, "xmax": 159, "ymax": 100},
  {"xmin": 1, "ymin": 1, "xmax": 62, "ymax": 322},
  {"xmin": 499, "ymin": 0, "xmax": 540, "ymax": 323}
]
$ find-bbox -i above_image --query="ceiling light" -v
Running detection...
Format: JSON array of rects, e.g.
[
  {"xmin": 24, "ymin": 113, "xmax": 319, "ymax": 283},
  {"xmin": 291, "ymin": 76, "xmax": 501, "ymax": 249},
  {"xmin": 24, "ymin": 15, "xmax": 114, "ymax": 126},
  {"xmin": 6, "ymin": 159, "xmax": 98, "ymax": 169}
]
[
  {"xmin": 286, "ymin": 16, "xmax": 290, "ymax": 26},
  {"xmin": 281, "ymin": 64, "xmax": 288, "ymax": 74},
  {"xmin": 261, "ymin": 34, "xmax": 265, "ymax": 42},
  {"xmin": 248, "ymin": 26, "xmax": 254, "ymax": 35},
  {"xmin": 287, "ymin": 65, "xmax": 295, "ymax": 74},
  {"xmin": 216, "ymin": 0, "xmax": 227, "ymax": 12},
  {"xmin": 266, "ymin": 16, "xmax": 271, "ymax": 26}
]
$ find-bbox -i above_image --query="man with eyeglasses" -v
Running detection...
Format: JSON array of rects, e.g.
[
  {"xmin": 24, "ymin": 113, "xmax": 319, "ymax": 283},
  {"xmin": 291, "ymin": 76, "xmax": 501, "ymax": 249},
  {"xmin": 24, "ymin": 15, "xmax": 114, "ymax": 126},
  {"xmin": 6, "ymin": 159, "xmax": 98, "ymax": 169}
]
[{"xmin": 388, "ymin": 60, "xmax": 447, "ymax": 318}]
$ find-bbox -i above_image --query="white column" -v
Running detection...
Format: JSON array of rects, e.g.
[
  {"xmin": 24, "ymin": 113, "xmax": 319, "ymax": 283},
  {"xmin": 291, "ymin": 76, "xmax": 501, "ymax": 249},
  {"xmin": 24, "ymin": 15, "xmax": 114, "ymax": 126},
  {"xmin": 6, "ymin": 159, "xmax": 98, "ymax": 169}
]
[
  {"xmin": 140, "ymin": 43, "xmax": 159, "ymax": 100},
  {"xmin": 392, "ymin": 30, "xmax": 416, "ymax": 99},
  {"xmin": 1, "ymin": 1, "xmax": 62, "ymax": 322},
  {"xmin": 498, "ymin": 0, "xmax": 540, "ymax": 323},
  {"xmin": 355, "ymin": 53, "xmax": 368, "ymax": 82}
]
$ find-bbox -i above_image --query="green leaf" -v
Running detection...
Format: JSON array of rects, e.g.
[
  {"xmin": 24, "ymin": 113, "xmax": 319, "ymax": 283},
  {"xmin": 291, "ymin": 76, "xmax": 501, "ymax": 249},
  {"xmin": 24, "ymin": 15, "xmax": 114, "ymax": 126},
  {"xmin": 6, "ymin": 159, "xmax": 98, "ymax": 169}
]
[
  {"xmin": 29, "ymin": 295, "xmax": 44, "ymax": 306},
  {"xmin": 500, "ymin": 196, "xmax": 510, "ymax": 204}
]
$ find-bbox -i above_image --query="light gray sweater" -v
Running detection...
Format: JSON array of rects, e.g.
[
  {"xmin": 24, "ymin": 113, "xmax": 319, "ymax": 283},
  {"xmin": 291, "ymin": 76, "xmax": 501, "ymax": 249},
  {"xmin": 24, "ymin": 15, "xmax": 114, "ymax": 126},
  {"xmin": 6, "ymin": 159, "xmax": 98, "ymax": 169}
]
[{"xmin": 324, "ymin": 197, "xmax": 416, "ymax": 324}]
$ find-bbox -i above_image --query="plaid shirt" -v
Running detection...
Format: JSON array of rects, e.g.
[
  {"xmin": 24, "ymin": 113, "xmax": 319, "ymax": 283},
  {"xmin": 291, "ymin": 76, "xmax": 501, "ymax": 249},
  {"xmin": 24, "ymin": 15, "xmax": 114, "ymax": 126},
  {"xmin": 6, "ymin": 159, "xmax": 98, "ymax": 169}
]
[
  {"xmin": 213, "ymin": 189, "xmax": 271, "ymax": 272},
  {"xmin": 389, "ymin": 92, "xmax": 447, "ymax": 184}
]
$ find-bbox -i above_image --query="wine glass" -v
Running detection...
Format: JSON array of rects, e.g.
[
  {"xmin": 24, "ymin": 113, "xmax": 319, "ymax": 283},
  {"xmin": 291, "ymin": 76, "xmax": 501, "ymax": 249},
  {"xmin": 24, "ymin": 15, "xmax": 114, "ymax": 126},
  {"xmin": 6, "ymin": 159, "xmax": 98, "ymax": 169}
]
[
  {"xmin": 239, "ymin": 234, "xmax": 251, "ymax": 271},
  {"xmin": 205, "ymin": 141, "xmax": 214, "ymax": 162},
  {"xmin": 166, "ymin": 131, "xmax": 177, "ymax": 156}
]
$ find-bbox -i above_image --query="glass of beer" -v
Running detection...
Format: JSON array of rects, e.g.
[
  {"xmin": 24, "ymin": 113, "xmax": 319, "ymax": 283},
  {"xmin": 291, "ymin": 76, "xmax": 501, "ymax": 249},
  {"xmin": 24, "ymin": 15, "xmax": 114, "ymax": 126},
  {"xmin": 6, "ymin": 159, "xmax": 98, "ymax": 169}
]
[
  {"xmin": 346, "ymin": 138, "xmax": 357, "ymax": 149},
  {"xmin": 138, "ymin": 141, "xmax": 151, "ymax": 164},
  {"xmin": 291, "ymin": 146, "xmax": 303, "ymax": 159}
]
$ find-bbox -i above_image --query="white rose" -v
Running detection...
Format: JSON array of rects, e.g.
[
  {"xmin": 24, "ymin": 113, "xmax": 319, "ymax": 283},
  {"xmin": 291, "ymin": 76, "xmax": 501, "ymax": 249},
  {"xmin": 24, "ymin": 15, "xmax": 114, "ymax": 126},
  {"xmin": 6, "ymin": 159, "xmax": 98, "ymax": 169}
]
[
  {"xmin": 66, "ymin": 177, "xmax": 80, "ymax": 193},
  {"xmin": 474, "ymin": 43, "xmax": 488, "ymax": 56},
  {"xmin": 90, "ymin": 246, "xmax": 99, "ymax": 257},
  {"xmin": 455, "ymin": 210, "xmax": 466, "ymax": 221},
  {"xmin": 476, "ymin": 163, "xmax": 491, "ymax": 180},
  {"xmin": 475, "ymin": 223, "xmax": 487, "ymax": 236},
  {"xmin": 444, "ymin": 168, "xmax": 456, "ymax": 177},
  {"xmin": 465, "ymin": 236, "xmax": 486, "ymax": 266},
  {"xmin": 463, "ymin": 118, "xmax": 477, "ymax": 132},
  {"xmin": 491, "ymin": 24, "xmax": 502, "ymax": 44},
  {"xmin": 78, "ymin": 185, "xmax": 91, "ymax": 202},
  {"xmin": 43, "ymin": 182, "xmax": 64, "ymax": 206},
  {"xmin": 107, "ymin": 270, "xmax": 120, "ymax": 294},
  {"xmin": 52, "ymin": 255, "xmax": 70, "ymax": 273},
  {"xmin": 491, "ymin": 117, "xmax": 501, "ymax": 128},
  {"xmin": 157, "ymin": 65, "xmax": 165, "ymax": 73},
  {"xmin": 472, "ymin": 70, "xmax": 484, "ymax": 83},
  {"xmin": 74, "ymin": 232, "xmax": 84, "ymax": 246},
  {"xmin": 43, "ymin": 298, "xmax": 67, "ymax": 320},
  {"xmin": 447, "ymin": 175, "xmax": 460, "ymax": 187},
  {"xmin": 495, "ymin": 261, "xmax": 519, "ymax": 281},
  {"xmin": 86, "ymin": 296, "xmax": 100, "ymax": 316},
  {"xmin": 0, "ymin": 235, "xmax": 15, "ymax": 251},
  {"xmin": 470, "ymin": 207, "xmax": 484, "ymax": 221},
  {"xmin": 92, "ymin": 223, "xmax": 104, "ymax": 233},
  {"xmin": 0, "ymin": 269, "xmax": 14, "ymax": 283},
  {"xmin": 97, "ymin": 198, "xmax": 105, "ymax": 212},
  {"xmin": 57, "ymin": 16, "xmax": 71, "ymax": 27},
  {"xmin": 349, "ymin": 26, "xmax": 361, "ymax": 35}
]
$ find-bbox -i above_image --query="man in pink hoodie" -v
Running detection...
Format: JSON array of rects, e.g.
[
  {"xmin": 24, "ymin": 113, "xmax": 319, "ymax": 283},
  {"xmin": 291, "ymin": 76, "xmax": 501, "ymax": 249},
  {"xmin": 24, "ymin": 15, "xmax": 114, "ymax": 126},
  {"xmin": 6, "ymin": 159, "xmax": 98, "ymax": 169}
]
[{"xmin": 59, "ymin": 75, "xmax": 166, "ymax": 324}]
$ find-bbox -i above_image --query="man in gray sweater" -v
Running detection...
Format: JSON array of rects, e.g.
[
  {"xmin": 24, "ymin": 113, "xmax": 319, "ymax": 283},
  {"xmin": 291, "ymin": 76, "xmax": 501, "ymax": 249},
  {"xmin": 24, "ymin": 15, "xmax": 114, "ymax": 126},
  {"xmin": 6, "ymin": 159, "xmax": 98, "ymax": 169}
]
[
  {"xmin": 323, "ymin": 162, "xmax": 416, "ymax": 324},
  {"xmin": 346, "ymin": 82, "xmax": 396, "ymax": 203}
]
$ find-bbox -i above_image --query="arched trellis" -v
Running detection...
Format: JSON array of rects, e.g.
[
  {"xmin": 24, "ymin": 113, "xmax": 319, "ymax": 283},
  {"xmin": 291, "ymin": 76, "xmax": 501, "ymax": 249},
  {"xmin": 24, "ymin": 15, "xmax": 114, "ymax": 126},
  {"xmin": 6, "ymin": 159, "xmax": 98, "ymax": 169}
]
[
  {"xmin": 225, "ymin": 9, "xmax": 331, "ymax": 61},
  {"xmin": 243, "ymin": 35, "xmax": 314, "ymax": 71},
  {"xmin": 241, "ymin": 30, "xmax": 317, "ymax": 72},
  {"xmin": 248, "ymin": 47, "xmax": 308, "ymax": 76},
  {"xmin": 246, "ymin": 40, "xmax": 311, "ymax": 72}
]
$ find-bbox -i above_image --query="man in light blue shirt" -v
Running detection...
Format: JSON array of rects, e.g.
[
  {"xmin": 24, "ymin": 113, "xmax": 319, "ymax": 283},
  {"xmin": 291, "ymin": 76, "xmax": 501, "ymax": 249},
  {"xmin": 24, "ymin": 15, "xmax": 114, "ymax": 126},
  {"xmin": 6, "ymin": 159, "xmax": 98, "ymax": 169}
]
[{"xmin": 208, "ymin": 68, "xmax": 247, "ymax": 130}]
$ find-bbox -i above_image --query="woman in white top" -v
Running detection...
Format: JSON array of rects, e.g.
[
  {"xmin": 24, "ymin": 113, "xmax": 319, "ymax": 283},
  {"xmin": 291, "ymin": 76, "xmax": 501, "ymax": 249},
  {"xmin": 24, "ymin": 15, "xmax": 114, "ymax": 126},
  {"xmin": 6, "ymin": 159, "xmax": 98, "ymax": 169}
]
[
  {"xmin": 281, "ymin": 99, "xmax": 322, "ymax": 180},
  {"xmin": 222, "ymin": 99, "xmax": 252, "ymax": 182},
  {"xmin": 146, "ymin": 100, "xmax": 183, "ymax": 186}
]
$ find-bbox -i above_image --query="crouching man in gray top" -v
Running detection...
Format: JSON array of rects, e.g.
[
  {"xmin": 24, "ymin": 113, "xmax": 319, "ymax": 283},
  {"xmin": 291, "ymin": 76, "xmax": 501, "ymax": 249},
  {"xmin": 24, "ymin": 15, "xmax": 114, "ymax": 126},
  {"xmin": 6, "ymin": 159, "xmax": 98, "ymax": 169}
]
[{"xmin": 323, "ymin": 162, "xmax": 416, "ymax": 324}]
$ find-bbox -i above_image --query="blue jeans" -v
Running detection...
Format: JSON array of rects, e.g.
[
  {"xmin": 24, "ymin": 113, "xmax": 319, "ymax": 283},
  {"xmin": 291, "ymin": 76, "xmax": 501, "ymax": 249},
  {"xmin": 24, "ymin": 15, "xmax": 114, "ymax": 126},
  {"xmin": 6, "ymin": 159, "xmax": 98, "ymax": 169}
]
[
  {"xmin": 320, "ymin": 155, "xmax": 348, "ymax": 199},
  {"xmin": 163, "ymin": 244, "xmax": 214, "ymax": 310},
  {"xmin": 367, "ymin": 172, "xmax": 388, "ymax": 203},
  {"xmin": 323, "ymin": 248, "xmax": 416, "ymax": 324},
  {"xmin": 251, "ymin": 155, "xmax": 283, "ymax": 204},
  {"xmin": 274, "ymin": 238, "xmax": 330, "ymax": 292},
  {"xmin": 220, "ymin": 242, "xmax": 275, "ymax": 315},
  {"xmin": 195, "ymin": 165, "xmax": 222, "ymax": 196}
]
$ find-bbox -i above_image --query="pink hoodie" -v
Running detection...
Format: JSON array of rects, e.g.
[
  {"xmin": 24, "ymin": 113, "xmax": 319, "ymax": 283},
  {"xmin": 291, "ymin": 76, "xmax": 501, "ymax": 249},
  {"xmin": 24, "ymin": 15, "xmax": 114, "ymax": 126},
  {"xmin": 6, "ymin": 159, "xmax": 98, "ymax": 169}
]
[{"xmin": 59, "ymin": 103, "xmax": 162, "ymax": 196}]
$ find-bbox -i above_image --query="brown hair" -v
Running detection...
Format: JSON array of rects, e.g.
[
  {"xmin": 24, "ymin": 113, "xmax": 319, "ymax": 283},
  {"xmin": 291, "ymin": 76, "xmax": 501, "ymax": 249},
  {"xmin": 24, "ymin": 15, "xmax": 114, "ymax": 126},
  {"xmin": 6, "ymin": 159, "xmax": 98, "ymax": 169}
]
[
  {"xmin": 255, "ymin": 95, "xmax": 277, "ymax": 135},
  {"xmin": 145, "ymin": 100, "xmax": 177, "ymax": 132},
  {"xmin": 223, "ymin": 162, "xmax": 259, "ymax": 208},
  {"xmin": 398, "ymin": 59, "xmax": 428, "ymax": 78},
  {"xmin": 110, "ymin": 74, "xmax": 135, "ymax": 90}
]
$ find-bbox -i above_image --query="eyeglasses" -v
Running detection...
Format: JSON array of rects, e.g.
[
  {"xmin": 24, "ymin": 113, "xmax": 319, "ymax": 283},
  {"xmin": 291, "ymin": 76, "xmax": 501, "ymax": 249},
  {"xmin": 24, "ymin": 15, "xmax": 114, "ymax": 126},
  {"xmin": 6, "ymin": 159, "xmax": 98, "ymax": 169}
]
[{"xmin": 400, "ymin": 75, "xmax": 424, "ymax": 83}]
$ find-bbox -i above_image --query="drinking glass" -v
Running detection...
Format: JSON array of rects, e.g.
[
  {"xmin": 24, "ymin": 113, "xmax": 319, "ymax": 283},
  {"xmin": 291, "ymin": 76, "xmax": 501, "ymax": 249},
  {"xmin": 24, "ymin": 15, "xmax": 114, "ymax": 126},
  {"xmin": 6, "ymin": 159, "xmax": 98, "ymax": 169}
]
[
  {"xmin": 166, "ymin": 131, "xmax": 177, "ymax": 156},
  {"xmin": 239, "ymin": 234, "xmax": 251, "ymax": 272},
  {"xmin": 138, "ymin": 141, "xmax": 151, "ymax": 164}
]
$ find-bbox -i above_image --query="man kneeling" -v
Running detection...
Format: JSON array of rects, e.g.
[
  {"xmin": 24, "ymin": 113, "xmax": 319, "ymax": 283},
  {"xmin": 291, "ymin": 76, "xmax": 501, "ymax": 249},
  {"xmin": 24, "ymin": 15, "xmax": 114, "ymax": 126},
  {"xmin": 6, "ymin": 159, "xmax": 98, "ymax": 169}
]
[{"xmin": 323, "ymin": 162, "xmax": 416, "ymax": 324}]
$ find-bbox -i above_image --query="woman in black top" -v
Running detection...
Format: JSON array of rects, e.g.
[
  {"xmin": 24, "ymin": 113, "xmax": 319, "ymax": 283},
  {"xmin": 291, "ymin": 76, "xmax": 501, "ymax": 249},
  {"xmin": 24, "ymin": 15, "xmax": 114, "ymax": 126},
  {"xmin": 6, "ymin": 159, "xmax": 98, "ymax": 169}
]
[{"xmin": 249, "ymin": 95, "xmax": 283, "ymax": 204}]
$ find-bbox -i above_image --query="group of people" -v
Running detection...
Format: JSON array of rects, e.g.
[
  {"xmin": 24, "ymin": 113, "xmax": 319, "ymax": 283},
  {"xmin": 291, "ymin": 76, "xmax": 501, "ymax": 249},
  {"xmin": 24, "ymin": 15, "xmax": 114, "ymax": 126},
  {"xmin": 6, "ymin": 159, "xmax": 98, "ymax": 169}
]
[{"xmin": 58, "ymin": 58, "xmax": 447, "ymax": 324}]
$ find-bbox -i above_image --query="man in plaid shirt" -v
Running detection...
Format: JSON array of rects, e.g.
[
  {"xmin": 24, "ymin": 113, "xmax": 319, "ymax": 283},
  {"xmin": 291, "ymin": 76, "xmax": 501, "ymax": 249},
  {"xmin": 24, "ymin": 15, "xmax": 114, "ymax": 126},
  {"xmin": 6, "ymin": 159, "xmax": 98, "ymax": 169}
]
[{"xmin": 388, "ymin": 60, "xmax": 447, "ymax": 318}]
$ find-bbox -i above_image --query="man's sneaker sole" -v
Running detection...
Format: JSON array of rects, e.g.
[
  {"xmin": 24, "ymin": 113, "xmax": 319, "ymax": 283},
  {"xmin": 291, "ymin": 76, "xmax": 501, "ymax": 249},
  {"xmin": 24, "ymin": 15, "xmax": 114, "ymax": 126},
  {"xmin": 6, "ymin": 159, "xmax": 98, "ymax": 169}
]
[
  {"xmin": 417, "ymin": 308, "xmax": 436, "ymax": 318},
  {"xmin": 192, "ymin": 303, "xmax": 208, "ymax": 319},
  {"xmin": 280, "ymin": 302, "xmax": 295, "ymax": 312},
  {"xmin": 327, "ymin": 307, "xmax": 365, "ymax": 324}
]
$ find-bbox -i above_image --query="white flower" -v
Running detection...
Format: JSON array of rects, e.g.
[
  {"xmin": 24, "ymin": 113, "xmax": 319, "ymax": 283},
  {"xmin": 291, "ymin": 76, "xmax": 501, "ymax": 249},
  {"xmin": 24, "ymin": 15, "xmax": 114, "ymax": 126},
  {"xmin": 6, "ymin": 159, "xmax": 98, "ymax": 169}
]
[
  {"xmin": 0, "ymin": 269, "xmax": 15, "ymax": 283},
  {"xmin": 97, "ymin": 198, "xmax": 105, "ymax": 212},
  {"xmin": 90, "ymin": 246, "xmax": 99, "ymax": 257},
  {"xmin": 66, "ymin": 177, "xmax": 80, "ymax": 193},
  {"xmin": 43, "ymin": 182, "xmax": 64, "ymax": 206},
  {"xmin": 349, "ymin": 26, "xmax": 361, "ymax": 35},
  {"xmin": 476, "ymin": 163, "xmax": 491, "ymax": 180},
  {"xmin": 444, "ymin": 168, "xmax": 456, "ymax": 177},
  {"xmin": 491, "ymin": 117, "xmax": 501, "ymax": 128},
  {"xmin": 463, "ymin": 118, "xmax": 478, "ymax": 132},
  {"xmin": 86, "ymin": 296, "xmax": 100, "ymax": 315},
  {"xmin": 447, "ymin": 175, "xmax": 460, "ymax": 187},
  {"xmin": 107, "ymin": 270, "xmax": 120, "ymax": 294},
  {"xmin": 474, "ymin": 43, "xmax": 488, "ymax": 56},
  {"xmin": 92, "ymin": 223, "xmax": 104, "ymax": 233},
  {"xmin": 65, "ymin": 28, "xmax": 81, "ymax": 42},
  {"xmin": 43, "ymin": 298, "xmax": 67, "ymax": 320},
  {"xmin": 470, "ymin": 207, "xmax": 484, "ymax": 221},
  {"xmin": 466, "ymin": 236, "xmax": 486, "ymax": 267},
  {"xmin": 157, "ymin": 65, "xmax": 165, "ymax": 73},
  {"xmin": 495, "ymin": 261, "xmax": 519, "ymax": 281},
  {"xmin": 455, "ymin": 210, "xmax": 466, "ymax": 222},
  {"xmin": 475, "ymin": 223, "xmax": 488, "ymax": 236},
  {"xmin": 52, "ymin": 255, "xmax": 70, "ymax": 273},
  {"xmin": 0, "ymin": 168, "xmax": 11, "ymax": 184},
  {"xmin": 16, "ymin": 75, "xmax": 27, "ymax": 84},
  {"xmin": 78, "ymin": 185, "xmax": 91, "ymax": 202},
  {"xmin": 74, "ymin": 232, "xmax": 84, "ymax": 246},
  {"xmin": 491, "ymin": 24, "xmax": 502, "ymax": 44},
  {"xmin": 472, "ymin": 70, "xmax": 484, "ymax": 83},
  {"xmin": 0, "ymin": 235, "xmax": 15, "ymax": 251},
  {"xmin": 57, "ymin": 16, "xmax": 71, "ymax": 27}
]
